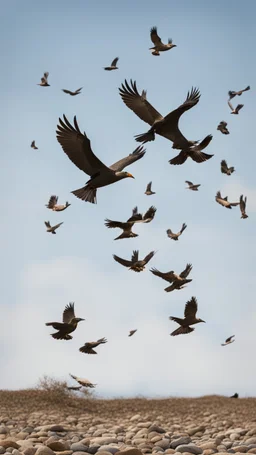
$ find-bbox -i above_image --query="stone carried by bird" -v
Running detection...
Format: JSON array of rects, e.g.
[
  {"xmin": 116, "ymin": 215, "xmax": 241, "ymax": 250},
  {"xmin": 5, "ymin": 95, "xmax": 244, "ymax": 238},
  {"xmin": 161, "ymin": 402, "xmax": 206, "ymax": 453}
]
[
  {"xmin": 185, "ymin": 181, "xmax": 201, "ymax": 191},
  {"xmin": 221, "ymin": 160, "xmax": 235, "ymax": 176},
  {"xmin": 104, "ymin": 57, "xmax": 119, "ymax": 71},
  {"xmin": 145, "ymin": 181, "xmax": 155, "ymax": 195},
  {"xmin": 149, "ymin": 26, "xmax": 176, "ymax": 56},
  {"xmin": 221, "ymin": 335, "xmax": 235, "ymax": 346},
  {"xmin": 150, "ymin": 263, "xmax": 193, "ymax": 292},
  {"xmin": 167, "ymin": 223, "xmax": 187, "ymax": 241},
  {"xmin": 215, "ymin": 191, "xmax": 239, "ymax": 209},
  {"xmin": 62, "ymin": 87, "xmax": 83, "ymax": 96},
  {"xmin": 44, "ymin": 221, "xmax": 63, "ymax": 234},
  {"xmin": 79, "ymin": 337, "xmax": 107, "ymax": 354},
  {"xmin": 45, "ymin": 302, "xmax": 85, "ymax": 340},
  {"xmin": 69, "ymin": 374, "xmax": 96, "ymax": 388},
  {"xmin": 240, "ymin": 194, "xmax": 248, "ymax": 219},
  {"xmin": 31, "ymin": 140, "xmax": 38, "ymax": 150},
  {"xmin": 128, "ymin": 329, "xmax": 137, "ymax": 337},
  {"xmin": 228, "ymin": 100, "xmax": 244, "ymax": 115},
  {"xmin": 37, "ymin": 72, "xmax": 50, "ymax": 87},
  {"xmin": 228, "ymin": 86, "xmax": 250, "ymax": 100},
  {"xmin": 169, "ymin": 296, "xmax": 205, "ymax": 336},
  {"xmin": 45, "ymin": 195, "xmax": 71, "ymax": 211},
  {"xmin": 217, "ymin": 121, "xmax": 230, "ymax": 135},
  {"xmin": 113, "ymin": 250, "xmax": 155, "ymax": 272}
]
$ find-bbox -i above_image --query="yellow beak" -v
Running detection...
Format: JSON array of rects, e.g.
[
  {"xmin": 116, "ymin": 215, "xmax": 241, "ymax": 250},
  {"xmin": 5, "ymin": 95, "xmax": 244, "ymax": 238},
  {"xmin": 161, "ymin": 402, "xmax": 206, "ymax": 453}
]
[{"xmin": 127, "ymin": 173, "xmax": 135, "ymax": 179}]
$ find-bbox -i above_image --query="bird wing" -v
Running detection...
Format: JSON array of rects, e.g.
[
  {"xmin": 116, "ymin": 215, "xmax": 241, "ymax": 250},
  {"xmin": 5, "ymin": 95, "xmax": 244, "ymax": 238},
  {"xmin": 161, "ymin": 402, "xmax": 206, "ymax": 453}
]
[
  {"xmin": 56, "ymin": 115, "xmax": 111, "ymax": 176},
  {"xmin": 113, "ymin": 254, "xmax": 132, "ymax": 268},
  {"xmin": 216, "ymin": 191, "xmax": 222, "ymax": 199},
  {"xmin": 226, "ymin": 335, "xmax": 235, "ymax": 343},
  {"xmin": 143, "ymin": 205, "xmax": 156, "ymax": 222},
  {"xmin": 63, "ymin": 302, "xmax": 76, "ymax": 323},
  {"xmin": 146, "ymin": 181, "xmax": 152, "ymax": 191},
  {"xmin": 150, "ymin": 26, "xmax": 163, "ymax": 45},
  {"xmin": 69, "ymin": 374, "xmax": 95, "ymax": 387},
  {"xmin": 221, "ymin": 160, "xmax": 228, "ymax": 173},
  {"xmin": 111, "ymin": 57, "xmax": 119, "ymax": 67},
  {"xmin": 236, "ymin": 104, "xmax": 244, "ymax": 113},
  {"xmin": 180, "ymin": 223, "xmax": 187, "ymax": 234},
  {"xmin": 171, "ymin": 326, "xmax": 195, "ymax": 336},
  {"xmin": 119, "ymin": 79, "xmax": 163, "ymax": 126},
  {"xmin": 109, "ymin": 145, "xmax": 146, "ymax": 171},
  {"xmin": 47, "ymin": 195, "xmax": 58, "ymax": 208},
  {"xmin": 185, "ymin": 181, "xmax": 193, "ymax": 186},
  {"xmin": 52, "ymin": 222, "xmax": 63, "ymax": 230},
  {"xmin": 105, "ymin": 219, "xmax": 131, "ymax": 230},
  {"xmin": 143, "ymin": 251, "xmax": 155, "ymax": 264},
  {"xmin": 150, "ymin": 267, "xmax": 174, "ymax": 283},
  {"xmin": 180, "ymin": 263, "xmax": 192, "ymax": 279},
  {"xmin": 79, "ymin": 343, "xmax": 97, "ymax": 354},
  {"xmin": 131, "ymin": 250, "xmax": 139, "ymax": 263},
  {"xmin": 240, "ymin": 195, "xmax": 246, "ymax": 212},
  {"xmin": 75, "ymin": 87, "xmax": 83, "ymax": 93},
  {"xmin": 31, "ymin": 140, "xmax": 35, "ymax": 147},
  {"xmin": 62, "ymin": 89, "xmax": 73, "ymax": 95},
  {"xmin": 44, "ymin": 221, "xmax": 51, "ymax": 228},
  {"xmin": 44, "ymin": 72, "xmax": 49, "ymax": 80},
  {"xmin": 228, "ymin": 100, "xmax": 234, "ymax": 111},
  {"xmin": 184, "ymin": 296, "xmax": 198, "ymax": 318}
]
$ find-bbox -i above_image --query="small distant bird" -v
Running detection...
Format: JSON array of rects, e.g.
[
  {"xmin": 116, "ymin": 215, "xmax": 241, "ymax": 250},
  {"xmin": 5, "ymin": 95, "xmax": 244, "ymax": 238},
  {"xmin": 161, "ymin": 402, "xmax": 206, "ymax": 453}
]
[
  {"xmin": 56, "ymin": 115, "xmax": 145, "ymax": 204},
  {"xmin": 104, "ymin": 57, "xmax": 119, "ymax": 71},
  {"xmin": 105, "ymin": 206, "xmax": 156, "ymax": 240},
  {"xmin": 67, "ymin": 385, "xmax": 82, "ymax": 391},
  {"xmin": 44, "ymin": 221, "xmax": 63, "ymax": 234},
  {"xmin": 45, "ymin": 302, "xmax": 85, "ymax": 340},
  {"xmin": 129, "ymin": 329, "xmax": 137, "ymax": 337},
  {"xmin": 45, "ymin": 195, "xmax": 71, "ymax": 211},
  {"xmin": 170, "ymin": 135, "xmax": 213, "ymax": 165},
  {"xmin": 149, "ymin": 26, "xmax": 176, "ymax": 56},
  {"xmin": 37, "ymin": 72, "xmax": 50, "ymax": 87},
  {"xmin": 230, "ymin": 393, "xmax": 239, "ymax": 399},
  {"xmin": 217, "ymin": 121, "xmax": 230, "ymax": 135},
  {"xmin": 185, "ymin": 181, "xmax": 201, "ymax": 191},
  {"xmin": 145, "ymin": 181, "xmax": 155, "ymax": 195},
  {"xmin": 215, "ymin": 191, "xmax": 239, "ymax": 209},
  {"xmin": 113, "ymin": 250, "xmax": 155, "ymax": 272},
  {"xmin": 228, "ymin": 100, "xmax": 244, "ymax": 115},
  {"xmin": 69, "ymin": 374, "xmax": 96, "ymax": 388},
  {"xmin": 130, "ymin": 205, "xmax": 157, "ymax": 223},
  {"xmin": 62, "ymin": 87, "xmax": 83, "ymax": 96},
  {"xmin": 228, "ymin": 86, "xmax": 250, "ymax": 100},
  {"xmin": 79, "ymin": 337, "xmax": 107, "ymax": 354},
  {"xmin": 150, "ymin": 263, "xmax": 193, "ymax": 292},
  {"xmin": 221, "ymin": 160, "xmax": 235, "ymax": 176},
  {"xmin": 31, "ymin": 140, "xmax": 38, "ymax": 150},
  {"xmin": 221, "ymin": 335, "xmax": 235, "ymax": 346},
  {"xmin": 169, "ymin": 296, "xmax": 205, "ymax": 336},
  {"xmin": 240, "ymin": 194, "xmax": 248, "ymax": 219},
  {"xmin": 167, "ymin": 223, "xmax": 187, "ymax": 241}
]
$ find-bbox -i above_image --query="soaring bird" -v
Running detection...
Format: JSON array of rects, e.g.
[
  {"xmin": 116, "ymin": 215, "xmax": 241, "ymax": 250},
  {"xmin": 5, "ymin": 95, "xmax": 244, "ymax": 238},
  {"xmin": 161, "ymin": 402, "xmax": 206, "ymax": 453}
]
[
  {"xmin": 217, "ymin": 121, "xmax": 230, "ymax": 135},
  {"xmin": 69, "ymin": 374, "xmax": 96, "ymax": 388},
  {"xmin": 105, "ymin": 206, "xmax": 156, "ymax": 240},
  {"xmin": 119, "ymin": 80, "xmax": 211, "ymax": 152},
  {"xmin": 185, "ymin": 181, "xmax": 201, "ymax": 191},
  {"xmin": 31, "ymin": 140, "xmax": 38, "ymax": 150},
  {"xmin": 145, "ymin": 181, "xmax": 155, "ymax": 195},
  {"xmin": 167, "ymin": 223, "xmax": 187, "ymax": 241},
  {"xmin": 56, "ymin": 115, "xmax": 145, "ymax": 204},
  {"xmin": 44, "ymin": 221, "xmax": 63, "ymax": 234},
  {"xmin": 169, "ymin": 296, "xmax": 205, "ymax": 336},
  {"xmin": 130, "ymin": 205, "xmax": 157, "ymax": 223},
  {"xmin": 62, "ymin": 87, "xmax": 83, "ymax": 96},
  {"xmin": 240, "ymin": 194, "xmax": 248, "ymax": 219},
  {"xmin": 45, "ymin": 302, "xmax": 85, "ymax": 340},
  {"xmin": 149, "ymin": 26, "xmax": 176, "ymax": 56},
  {"xmin": 228, "ymin": 101, "xmax": 244, "ymax": 115},
  {"xmin": 215, "ymin": 191, "xmax": 239, "ymax": 209},
  {"xmin": 150, "ymin": 263, "xmax": 193, "ymax": 292},
  {"xmin": 113, "ymin": 250, "xmax": 155, "ymax": 272},
  {"xmin": 221, "ymin": 160, "xmax": 235, "ymax": 176},
  {"xmin": 79, "ymin": 337, "xmax": 107, "ymax": 354},
  {"xmin": 37, "ymin": 72, "xmax": 50, "ymax": 86},
  {"xmin": 104, "ymin": 57, "xmax": 119, "ymax": 71},
  {"xmin": 228, "ymin": 86, "xmax": 250, "ymax": 100},
  {"xmin": 129, "ymin": 329, "xmax": 137, "ymax": 337},
  {"xmin": 221, "ymin": 335, "xmax": 235, "ymax": 346},
  {"xmin": 45, "ymin": 195, "xmax": 71, "ymax": 211},
  {"xmin": 169, "ymin": 135, "xmax": 213, "ymax": 165},
  {"xmin": 230, "ymin": 393, "xmax": 239, "ymax": 399}
]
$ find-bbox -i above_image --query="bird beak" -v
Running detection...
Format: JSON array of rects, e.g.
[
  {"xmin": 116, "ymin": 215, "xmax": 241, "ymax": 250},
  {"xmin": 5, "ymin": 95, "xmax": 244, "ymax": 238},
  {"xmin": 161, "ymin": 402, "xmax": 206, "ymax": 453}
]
[
  {"xmin": 127, "ymin": 173, "xmax": 135, "ymax": 179},
  {"xmin": 78, "ymin": 318, "xmax": 85, "ymax": 322},
  {"xmin": 201, "ymin": 319, "xmax": 206, "ymax": 323}
]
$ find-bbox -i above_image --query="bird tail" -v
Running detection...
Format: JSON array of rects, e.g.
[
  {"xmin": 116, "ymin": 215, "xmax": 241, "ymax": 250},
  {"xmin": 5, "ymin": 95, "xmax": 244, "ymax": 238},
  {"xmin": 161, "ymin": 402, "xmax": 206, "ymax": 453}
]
[
  {"xmin": 72, "ymin": 185, "xmax": 97, "ymax": 204},
  {"xmin": 114, "ymin": 232, "xmax": 138, "ymax": 240},
  {"xmin": 169, "ymin": 151, "xmax": 187, "ymax": 165},
  {"xmin": 51, "ymin": 332, "xmax": 73, "ymax": 340},
  {"xmin": 170, "ymin": 326, "xmax": 194, "ymax": 336},
  {"xmin": 134, "ymin": 129, "xmax": 155, "ymax": 144}
]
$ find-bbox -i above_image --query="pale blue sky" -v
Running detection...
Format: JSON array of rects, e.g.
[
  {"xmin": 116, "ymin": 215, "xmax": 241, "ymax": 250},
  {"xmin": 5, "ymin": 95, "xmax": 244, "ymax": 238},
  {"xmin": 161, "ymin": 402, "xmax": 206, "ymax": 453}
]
[{"xmin": 1, "ymin": 0, "xmax": 256, "ymax": 396}]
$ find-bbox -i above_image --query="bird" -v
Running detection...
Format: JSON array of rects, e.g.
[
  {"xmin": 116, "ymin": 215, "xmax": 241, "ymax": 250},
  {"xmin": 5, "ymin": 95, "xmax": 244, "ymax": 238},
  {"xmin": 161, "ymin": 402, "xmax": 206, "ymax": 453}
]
[
  {"xmin": 113, "ymin": 250, "xmax": 155, "ymax": 272},
  {"xmin": 150, "ymin": 263, "xmax": 193, "ymax": 292},
  {"xmin": 119, "ymin": 80, "xmax": 212, "ymax": 152},
  {"xmin": 228, "ymin": 86, "xmax": 250, "ymax": 100},
  {"xmin": 221, "ymin": 335, "xmax": 235, "ymax": 346},
  {"xmin": 45, "ymin": 302, "xmax": 85, "ymax": 340},
  {"xmin": 45, "ymin": 195, "xmax": 71, "ymax": 211},
  {"xmin": 145, "ymin": 181, "xmax": 155, "ymax": 195},
  {"xmin": 185, "ymin": 181, "xmax": 201, "ymax": 191},
  {"xmin": 169, "ymin": 296, "xmax": 205, "ymax": 336},
  {"xmin": 44, "ymin": 221, "xmax": 63, "ymax": 234},
  {"xmin": 67, "ymin": 385, "xmax": 82, "ymax": 391},
  {"xmin": 228, "ymin": 100, "xmax": 244, "ymax": 115},
  {"xmin": 79, "ymin": 337, "xmax": 107, "ymax": 354},
  {"xmin": 31, "ymin": 140, "xmax": 38, "ymax": 150},
  {"xmin": 105, "ymin": 206, "xmax": 156, "ymax": 240},
  {"xmin": 129, "ymin": 329, "xmax": 137, "ymax": 337},
  {"xmin": 104, "ymin": 57, "xmax": 119, "ymax": 71},
  {"xmin": 37, "ymin": 72, "xmax": 50, "ymax": 86},
  {"xmin": 62, "ymin": 87, "xmax": 83, "ymax": 96},
  {"xmin": 169, "ymin": 135, "xmax": 213, "ymax": 165},
  {"xmin": 217, "ymin": 121, "xmax": 230, "ymax": 135},
  {"xmin": 166, "ymin": 223, "xmax": 187, "ymax": 241},
  {"xmin": 215, "ymin": 191, "xmax": 239, "ymax": 209},
  {"xmin": 240, "ymin": 194, "xmax": 248, "ymax": 219},
  {"xmin": 130, "ymin": 205, "xmax": 157, "ymax": 223},
  {"xmin": 149, "ymin": 26, "xmax": 176, "ymax": 56},
  {"xmin": 221, "ymin": 160, "xmax": 235, "ymax": 176},
  {"xmin": 230, "ymin": 393, "xmax": 239, "ymax": 399},
  {"xmin": 69, "ymin": 374, "xmax": 96, "ymax": 388},
  {"xmin": 56, "ymin": 115, "xmax": 145, "ymax": 204}
]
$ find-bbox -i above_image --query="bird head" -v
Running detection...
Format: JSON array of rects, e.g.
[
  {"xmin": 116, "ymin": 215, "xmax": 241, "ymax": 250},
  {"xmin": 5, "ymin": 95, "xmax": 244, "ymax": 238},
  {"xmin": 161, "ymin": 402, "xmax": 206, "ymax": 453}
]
[
  {"xmin": 74, "ymin": 317, "xmax": 85, "ymax": 323},
  {"xmin": 116, "ymin": 171, "xmax": 134, "ymax": 180}
]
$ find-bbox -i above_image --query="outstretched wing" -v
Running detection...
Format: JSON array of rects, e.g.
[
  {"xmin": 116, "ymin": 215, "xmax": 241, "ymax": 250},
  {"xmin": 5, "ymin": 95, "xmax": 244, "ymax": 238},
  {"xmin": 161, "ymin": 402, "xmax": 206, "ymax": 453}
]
[
  {"xmin": 63, "ymin": 302, "xmax": 76, "ymax": 323},
  {"xmin": 185, "ymin": 181, "xmax": 193, "ymax": 186},
  {"xmin": 109, "ymin": 145, "xmax": 146, "ymax": 171},
  {"xmin": 62, "ymin": 89, "xmax": 73, "ymax": 95},
  {"xmin": 143, "ymin": 251, "xmax": 155, "ymax": 264},
  {"xmin": 146, "ymin": 181, "xmax": 152, "ymax": 191},
  {"xmin": 105, "ymin": 219, "xmax": 131, "ymax": 230},
  {"xmin": 131, "ymin": 250, "xmax": 139, "ymax": 263},
  {"xmin": 184, "ymin": 296, "xmax": 198, "ymax": 318},
  {"xmin": 44, "ymin": 221, "xmax": 51, "ymax": 228},
  {"xmin": 113, "ymin": 254, "xmax": 132, "ymax": 268},
  {"xmin": 228, "ymin": 100, "xmax": 234, "ymax": 111},
  {"xmin": 150, "ymin": 267, "xmax": 174, "ymax": 283},
  {"xmin": 221, "ymin": 160, "xmax": 228, "ymax": 174},
  {"xmin": 52, "ymin": 222, "xmax": 63, "ymax": 230},
  {"xmin": 240, "ymin": 194, "xmax": 246, "ymax": 212},
  {"xmin": 47, "ymin": 195, "xmax": 58, "ymax": 208},
  {"xmin": 111, "ymin": 57, "xmax": 119, "ymax": 67},
  {"xmin": 180, "ymin": 263, "xmax": 192, "ymax": 279},
  {"xmin": 180, "ymin": 223, "xmax": 187, "ymax": 234},
  {"xmin": 236, "ymin": 104, "xmax": 244, "ymax": 113},
  {"xmin": 150, "ymin": 26, "xmax": 163, "ymax": 45},
  {"xmin": 143, "ymin": 205, "xmax": 157, "ymax": 222}
]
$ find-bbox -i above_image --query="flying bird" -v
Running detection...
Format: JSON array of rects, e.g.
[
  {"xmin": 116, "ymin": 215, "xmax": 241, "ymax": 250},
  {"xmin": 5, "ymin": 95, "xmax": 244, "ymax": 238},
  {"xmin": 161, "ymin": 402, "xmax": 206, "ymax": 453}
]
[
  {"xmin": 221, "ymin": 335, "xmax": 235, "ymax": 346},
  {"xmin": 150, "ymin": 263, "xmax": 193, "ymax": 292},
  {"xmin": 104, "ymin": 57, "xmax": 119, "ymax": 71},
  {"xmin": 105, "ymin": 206, "xmax": 156, "ymax": 240},
  {"xmin": 31, "ymin": 140, "xmax": 38, "ymax": 150},
  {"xmin": 79, "ymin": 337, "xmax": 107, "ymax": 354},
  {"xmin": 240, "ymin": 194, "xmax": 248, "ymax": 219},
  {"xmin": 130, "ymin": 205, "xmax": 157, "ymax": 223},
  {"xmin": 45, "ymin": 195, "xmax": 71, "ymax": 211},
  {"xmin": 69, "ymin": 374, "xmax": 96, "ymax": 388},
  {"xmin": 44, "ymin": 221, "xmax": 63, "ymax": 234},
  {"xmin": 62, "ymin": 87, "xmax": 83, "ymax": 96},
  {"xmin": 230, "ymin": 393, "xmax": 239, "ymax": 398},
  {"xmin": 169, "ymin": 135, "xmax": 213, "ymax": 165},
  {"xmin": 169, "ymin": 296, "xmax": 205, "ymax": 336},
  {"xmin": 217, "ymin": 121, "xmax": 230, "ymax": 135},
  {"xmin": 221, "ymin": 160, "xmax": 235, "ymax": 176},
  {"xmin": 166, "ymin": 223, "xmax": 187, "ymax": 241},
  {"xmin": 228, "ymin": 86, "xmax": 250, "ymax": 100},
  {"xmin": 215, "ymin": 191, "xmax": 239, "ymax": 209},
  {"xmin": 145, "ymin": 181, "xmax": 155, "ymax": 195},
  {"xmin": 228, "ymin": 100, "xmax": 244, "ymax": 115},
  {"xmin": 67, "ymin": 385, "xmax": 82, "ymax": 391},
  {"xmin": 129, "ymin": 329, "xmax": 137, "ymax": 337},
  {"xmin": 45, "ymin": 302, "xmax": 85, "ymax": 340},
  {"xmin": 185, "ymin": 181, "xmax": 201, "ymax": 191},
  {"xmin": 56, "ymin": 115, "xmax": 145, "ymax": 204},
  {"xmin": 149, "ymin": 26, "xmax": 176, "ymax": 56},
  {"xmin": 113, "ymin": 250, "xmax": 155, "ymax": 272},
  {"xmin": 37, "ymin": 72, "xmax": 50, "ymax": 87}
]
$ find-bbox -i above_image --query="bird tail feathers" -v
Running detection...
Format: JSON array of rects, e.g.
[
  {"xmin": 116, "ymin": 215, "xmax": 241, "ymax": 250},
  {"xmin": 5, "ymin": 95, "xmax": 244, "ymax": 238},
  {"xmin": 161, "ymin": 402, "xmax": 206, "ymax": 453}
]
[
  {"xmin": 51, "ymin": 332, "xmax": 73, "ymax": 340},
  {"xmin": 134, "ymin": 130, "xmax": 155, "ymax": 144},
  {"xmin": 72, "ymin": 185, "xmax": 97, "ymax": 204},
  {"xmin": 170, "ymin": 326, "xmax": 194, "ymax": 336}
]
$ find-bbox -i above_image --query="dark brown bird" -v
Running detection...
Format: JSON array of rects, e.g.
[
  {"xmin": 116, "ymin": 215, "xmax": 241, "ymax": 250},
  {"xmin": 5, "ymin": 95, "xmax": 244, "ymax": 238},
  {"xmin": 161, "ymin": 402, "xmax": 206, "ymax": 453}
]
[
  {"xmin": 150, "ymin": 263, "xmax": 192, "ymax": 292},
  {"xmin": 185, "ymin": 181, "xmax": 201, "ymax": 191},
  {"xmin": 31, "ymin": 140, "xmax": 38, "ymax": 150},
  {"xmin": 46, "ymin": 195, "xmax": 71, "ymax": 211},
  {"xmin": 169, "ymin": 296, "xmax": 205, "ymax": 336},
  {"xmin": 145, "ymin": 181, "xmax": 155, "ymax": 195},
  {"xmin": 149, "ymin": 26, "xmax": 176, "ymax": 56},
  {"xmin": 45, "ymin": 302, "xmax": 85, "ymax": 340},
  {"xmin": 228, "ymin": 100, "xmax": 244, "ymax": 115},
  {"xmin": 44, "ymin": 221, "xmax": 63, "ymax": 234},
  {"xmin": 215, "ymin": 191, "xmax": 239, "ymax": 209},
  {"xmin": 79, "ymin": 337, "xmax": 107, "ymax": 354},
  {"xmin": 217, "ymin": 121, "xmax": 230, "ymax": 135},
  {"xmin": 169, "ymin": 135, "xmax": 213, "ymax": 165},
  {"xmin": 62, "ymin": 87, "xmax": 83, "ymax": 96},
  {"xmin": 221, "ymin": 160, "xmax": 235, "ymax": 176},
  {"xmin": 221, "ymin": 335, "xmax": 235, "ymax": 346},
  {"xmin": 37, "ymin": 72, "xmax": 50, "ymax": 86},
  {"xmin": 113, "ymin": 250, "xmax": 155, "ymax": 272},
  {"xmin": 228, "ymin": 86, "xmax": 250, "ymax": 100},
  {"xmin": 167, "ymin": 223, "xmax": 187, "ymax": 241},
  {"xmin": 69, "ymin": 374, "xmax": 96, "ymax": 388},
  {"xmin": 130, "ymin": 205, "xmax": 157, "ymax": 223},
  {"xmin": 240, "ymin": 194, "xmax": 248, "ymax": 219},
  {"xmin": 105, "ymin": 206, "xmax": 156, "ymax": 240},
  {"xmin": 104, "ymin": 57, "xmax": 119, "ymax": 70},
  {"xmin": 230, "ymin": 393, "xmax": 239, "ymax": 398},
  {"xmin": 56, "ymin": 115, "xmax": 145, "ymax": 204},
  {"xmin": 129, "ymin": 329, "xmax": 137, "ymax": 337}
]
